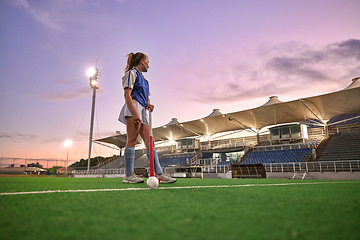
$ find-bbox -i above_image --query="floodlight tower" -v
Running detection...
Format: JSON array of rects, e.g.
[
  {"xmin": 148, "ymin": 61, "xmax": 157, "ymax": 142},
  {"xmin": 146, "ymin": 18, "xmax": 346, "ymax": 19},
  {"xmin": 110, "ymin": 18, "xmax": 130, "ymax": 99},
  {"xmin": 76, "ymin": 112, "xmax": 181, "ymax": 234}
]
[{"xmin": 86, "ymin": 66, "xmax": 100, "ymax": 171}]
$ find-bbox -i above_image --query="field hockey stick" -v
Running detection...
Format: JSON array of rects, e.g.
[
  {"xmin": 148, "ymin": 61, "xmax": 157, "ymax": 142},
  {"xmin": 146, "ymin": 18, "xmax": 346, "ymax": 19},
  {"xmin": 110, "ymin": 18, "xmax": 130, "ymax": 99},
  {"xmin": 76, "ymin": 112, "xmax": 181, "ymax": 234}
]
[{"xmin": 149, "ymin": 109, "xmax": 155, "ymax": 177}]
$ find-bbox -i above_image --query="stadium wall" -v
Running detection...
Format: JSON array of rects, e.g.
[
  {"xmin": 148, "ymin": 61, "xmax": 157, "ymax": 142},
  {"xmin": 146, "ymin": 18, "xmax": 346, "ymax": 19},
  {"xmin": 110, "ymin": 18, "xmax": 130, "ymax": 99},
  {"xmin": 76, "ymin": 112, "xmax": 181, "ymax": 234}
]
[{"xmin": 203, "ymin": 172, "xmax": 232, "ymax": 179}]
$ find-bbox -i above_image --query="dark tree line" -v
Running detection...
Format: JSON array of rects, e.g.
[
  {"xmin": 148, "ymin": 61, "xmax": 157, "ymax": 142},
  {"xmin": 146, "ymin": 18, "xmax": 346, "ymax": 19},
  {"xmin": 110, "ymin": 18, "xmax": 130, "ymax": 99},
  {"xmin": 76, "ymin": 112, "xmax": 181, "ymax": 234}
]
[{"xmin": 70, "ymin": 155, "xmax": 119, "ymax": 168}]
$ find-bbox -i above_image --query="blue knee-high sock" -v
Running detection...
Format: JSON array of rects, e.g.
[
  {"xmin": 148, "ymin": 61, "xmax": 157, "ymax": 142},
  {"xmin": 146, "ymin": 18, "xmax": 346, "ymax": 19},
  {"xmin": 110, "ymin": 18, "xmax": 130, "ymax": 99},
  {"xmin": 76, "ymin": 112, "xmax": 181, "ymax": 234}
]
[
  {"xmin": 146, "ymin": 149, "xmax": 163, "ymax": 175},
  {"xmin": 124, "ymin": 146, "xmax": 135, "ymax": 176}
]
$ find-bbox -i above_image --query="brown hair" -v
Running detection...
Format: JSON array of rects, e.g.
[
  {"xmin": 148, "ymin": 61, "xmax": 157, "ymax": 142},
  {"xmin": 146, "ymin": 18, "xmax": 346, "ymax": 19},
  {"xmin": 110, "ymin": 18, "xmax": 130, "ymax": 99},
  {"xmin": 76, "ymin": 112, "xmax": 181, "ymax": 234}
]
[{"xmin": 124, "ymin": 52, "xmax": 147, "ymax": 72}]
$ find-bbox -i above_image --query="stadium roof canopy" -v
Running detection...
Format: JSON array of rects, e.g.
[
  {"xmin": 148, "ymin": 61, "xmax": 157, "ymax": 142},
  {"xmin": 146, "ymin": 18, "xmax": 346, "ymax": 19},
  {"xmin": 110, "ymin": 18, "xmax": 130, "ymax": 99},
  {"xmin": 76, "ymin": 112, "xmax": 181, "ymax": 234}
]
[{"xmin": 96, "ymin": 78, "xmax": 360, "ymax": 149}]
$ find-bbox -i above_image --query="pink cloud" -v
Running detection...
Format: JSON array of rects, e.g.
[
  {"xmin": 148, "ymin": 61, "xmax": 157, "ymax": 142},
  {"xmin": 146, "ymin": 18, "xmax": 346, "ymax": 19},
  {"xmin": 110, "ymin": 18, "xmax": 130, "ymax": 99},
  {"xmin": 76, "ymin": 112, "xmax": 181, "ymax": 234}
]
[{"xmin": 165, "ymin": 39, "xmax": 360, "ymax": 105}]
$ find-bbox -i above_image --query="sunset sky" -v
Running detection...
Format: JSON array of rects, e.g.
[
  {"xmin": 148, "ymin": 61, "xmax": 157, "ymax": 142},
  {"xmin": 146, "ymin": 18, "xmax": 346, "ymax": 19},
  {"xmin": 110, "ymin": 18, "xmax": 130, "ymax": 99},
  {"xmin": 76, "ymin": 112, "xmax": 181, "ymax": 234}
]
[{"xmin": 1, "ymin": 0, "xmax": 359, "ymax": 166}]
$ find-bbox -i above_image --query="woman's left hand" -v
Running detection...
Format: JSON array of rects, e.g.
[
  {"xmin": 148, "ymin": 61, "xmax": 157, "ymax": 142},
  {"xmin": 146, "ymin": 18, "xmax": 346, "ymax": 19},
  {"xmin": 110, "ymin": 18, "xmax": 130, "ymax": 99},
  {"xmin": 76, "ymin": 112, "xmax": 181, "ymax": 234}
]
[{"xmin": 147, "ymin": 103, "xmax": 154, "ymax": 112}]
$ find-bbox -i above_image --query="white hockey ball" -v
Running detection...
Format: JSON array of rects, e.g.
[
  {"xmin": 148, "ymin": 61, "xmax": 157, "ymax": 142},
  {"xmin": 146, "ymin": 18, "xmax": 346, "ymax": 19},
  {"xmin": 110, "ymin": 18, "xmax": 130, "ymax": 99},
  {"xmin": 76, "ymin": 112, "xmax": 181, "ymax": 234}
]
[{"xmin": 147, "ymin": 176, "xmax": 159, "ymax": 189}]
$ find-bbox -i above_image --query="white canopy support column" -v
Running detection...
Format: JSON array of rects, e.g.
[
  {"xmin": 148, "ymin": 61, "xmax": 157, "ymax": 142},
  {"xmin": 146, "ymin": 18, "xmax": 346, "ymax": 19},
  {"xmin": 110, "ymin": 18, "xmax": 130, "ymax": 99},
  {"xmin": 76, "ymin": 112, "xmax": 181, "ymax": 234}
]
[
  {"xmin": 299, "ymin": 99, "xmax": 326, "ymax": 125},
  {"xmin": 225, "ymin": 114, "xmax": 257, "ymax": 134},
  {"xmin": 256, "ymin": 130, "xmax": 260, "ymax": 146},
  {"xmin": 177, "ymin": 123, "xmax": 204, "ymax": 138}
]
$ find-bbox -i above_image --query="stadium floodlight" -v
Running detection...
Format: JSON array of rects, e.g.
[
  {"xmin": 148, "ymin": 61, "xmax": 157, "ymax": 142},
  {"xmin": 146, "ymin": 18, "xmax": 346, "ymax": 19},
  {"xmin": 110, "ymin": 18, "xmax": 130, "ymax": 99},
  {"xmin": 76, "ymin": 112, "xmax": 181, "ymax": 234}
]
[
  {"xmin": 64, "ymin": 139, "xmax": 73, "ymax": 148},
  {"xmin": 87, "ymin": 67, "xmax": 99, "ymax": 89},
  {"xmin": 87, "ymin": 65, "xmax": 100, "ymax": 171},
  {"xmin": 63, "ymin": 140, "xmax": 72, "ymax": 176},
  {"xmin": 87, "ymin": 67, "xmax": 97, "ymax": 77}
]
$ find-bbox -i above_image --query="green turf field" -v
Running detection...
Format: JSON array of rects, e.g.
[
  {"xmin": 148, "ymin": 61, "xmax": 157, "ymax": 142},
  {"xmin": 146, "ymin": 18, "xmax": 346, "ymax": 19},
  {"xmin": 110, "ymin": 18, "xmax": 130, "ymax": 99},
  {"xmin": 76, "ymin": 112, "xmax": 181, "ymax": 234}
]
[{"xmin": 0, "ymin": 177, "xmax": 359, "ymax": 240}]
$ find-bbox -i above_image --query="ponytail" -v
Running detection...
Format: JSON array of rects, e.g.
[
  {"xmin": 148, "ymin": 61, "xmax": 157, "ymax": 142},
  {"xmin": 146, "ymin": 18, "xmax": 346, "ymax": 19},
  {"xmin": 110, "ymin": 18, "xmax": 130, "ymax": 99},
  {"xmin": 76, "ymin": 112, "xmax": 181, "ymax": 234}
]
[{"xmin": 124, "ymin": 52, "xmax": 147, "ymax": 72}]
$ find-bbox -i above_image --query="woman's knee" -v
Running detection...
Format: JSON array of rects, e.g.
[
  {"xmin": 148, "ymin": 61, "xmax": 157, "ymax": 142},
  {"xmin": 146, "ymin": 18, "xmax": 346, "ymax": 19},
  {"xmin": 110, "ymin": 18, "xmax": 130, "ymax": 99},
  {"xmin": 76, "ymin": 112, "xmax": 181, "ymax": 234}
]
[{"xmin": 126, "ymin": 136, "xmax": 137, "ymax": 147}]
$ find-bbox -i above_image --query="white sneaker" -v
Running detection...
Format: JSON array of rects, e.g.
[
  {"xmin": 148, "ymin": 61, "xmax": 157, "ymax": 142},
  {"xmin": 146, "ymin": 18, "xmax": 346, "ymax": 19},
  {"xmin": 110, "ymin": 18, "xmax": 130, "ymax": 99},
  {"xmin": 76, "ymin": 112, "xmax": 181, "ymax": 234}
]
[
  {"xmin": 123, "ymin": 173, "xmax": 144, "ymax": 183},
  {"xmin": 157, "ymin": 174, "xmax": 177, "ymax": 183}
]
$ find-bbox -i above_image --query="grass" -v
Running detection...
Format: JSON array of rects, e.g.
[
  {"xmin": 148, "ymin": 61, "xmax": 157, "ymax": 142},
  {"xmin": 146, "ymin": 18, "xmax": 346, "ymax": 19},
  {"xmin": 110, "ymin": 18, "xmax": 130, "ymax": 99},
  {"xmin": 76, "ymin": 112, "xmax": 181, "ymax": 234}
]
[{"xmin": 0, "ymin": 177, "xmax": 359, "ymax": 240}]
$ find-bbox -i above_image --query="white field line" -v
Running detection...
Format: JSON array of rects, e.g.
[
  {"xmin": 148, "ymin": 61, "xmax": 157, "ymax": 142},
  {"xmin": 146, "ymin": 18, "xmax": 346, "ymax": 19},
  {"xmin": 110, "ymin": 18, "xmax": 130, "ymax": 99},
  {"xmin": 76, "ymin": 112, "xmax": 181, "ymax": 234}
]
[{"xmin": 0, "ymin": 181, "xmax": 357, "ymax": 196}]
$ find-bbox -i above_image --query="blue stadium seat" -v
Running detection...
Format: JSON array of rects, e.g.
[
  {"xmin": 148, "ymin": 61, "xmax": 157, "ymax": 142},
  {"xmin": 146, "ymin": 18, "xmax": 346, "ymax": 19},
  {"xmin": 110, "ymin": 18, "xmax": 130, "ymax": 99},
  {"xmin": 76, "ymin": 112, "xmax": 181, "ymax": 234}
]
[
  {"xmin": 160, "ymin": 156, "xmax": 194, "ymax": 167},
  {"xmin": 242, "ymin": 148, "xmax": 311, "ymax": 164}
]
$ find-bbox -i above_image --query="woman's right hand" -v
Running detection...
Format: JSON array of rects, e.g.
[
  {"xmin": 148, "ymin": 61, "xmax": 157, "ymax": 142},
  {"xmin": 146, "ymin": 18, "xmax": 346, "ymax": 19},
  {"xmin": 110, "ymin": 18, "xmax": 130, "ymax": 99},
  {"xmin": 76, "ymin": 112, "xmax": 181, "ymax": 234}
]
[
  {"xmin": 124, "ymin": 88, "xmax": 142, "ymax": 125},
  {"xmin": 133, "ymin": 112, "xmax": 141, "ymax": 125}
]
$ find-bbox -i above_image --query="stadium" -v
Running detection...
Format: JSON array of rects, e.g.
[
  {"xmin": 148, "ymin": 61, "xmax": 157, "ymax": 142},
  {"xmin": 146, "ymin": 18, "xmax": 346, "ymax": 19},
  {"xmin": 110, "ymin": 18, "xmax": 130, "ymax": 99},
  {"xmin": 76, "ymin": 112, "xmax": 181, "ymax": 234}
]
[
  {"xmin": 1, "ymin": 1, "xmax": 360, "ymax": 239},
  {"xmin": 1, "ymin": 78, "xmax": 360, "ymax": 240},
  {"xmin": 71, "ymin": 77, "xmax": 360, "ymax": 181}
]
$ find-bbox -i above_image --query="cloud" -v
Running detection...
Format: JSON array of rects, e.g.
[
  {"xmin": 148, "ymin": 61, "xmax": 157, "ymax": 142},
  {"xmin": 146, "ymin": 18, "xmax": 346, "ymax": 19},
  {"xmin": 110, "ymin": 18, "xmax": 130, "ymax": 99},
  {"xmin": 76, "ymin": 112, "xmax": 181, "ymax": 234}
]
[
  {"xmin": 21, "ymin": 73, "xmax": 103, "ymax": 102},
  {"xmin": 55, "ymin": 78, "xmax": 81, "ymax": 85},
  {"xmin": 7, "ymin": 0, "xmax": 63, "ymax": 31},
  {"xmin": 22, "ymin": 87, "xmax": 92, "ymax": 102},
  {"xmin": 328, "ymin": 39, "xmax": 360, "ymax": 60},
  {"xmin": 179, "ymin": 39, "xmax": 360, "ymax": 104},
  {"xmin": 8, "ymin": 0, "xmax": 29, "ymax": 9},
  {"xmin": 0, "ymin": 132, "xmax": 70, "ymax": 144},
  {"xmin": 267, "ymin": 39, "xmax": 360, "ymax": 81},
  {"xmin": 267, "ymin": 57, "xmax": 329, "ymax": 81},
  {"xmin": 0, "ymin": 132, "xmax": 38, "ymax": 142},
  {"xmin": 6, "ymin": 0, "xmax": 85, "ymax": 32},
  {"xmin": 41, "ymin": 88, "xmax": 91, "ymax": 102}
]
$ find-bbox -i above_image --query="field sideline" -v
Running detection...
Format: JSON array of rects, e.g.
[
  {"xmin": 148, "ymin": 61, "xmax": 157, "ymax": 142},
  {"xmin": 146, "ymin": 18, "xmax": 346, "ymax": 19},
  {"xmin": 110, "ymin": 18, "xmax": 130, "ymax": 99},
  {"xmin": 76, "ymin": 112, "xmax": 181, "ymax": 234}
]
[{"xmin": 0, "ymin": 177, "xmax": 359, "ymax": 240}]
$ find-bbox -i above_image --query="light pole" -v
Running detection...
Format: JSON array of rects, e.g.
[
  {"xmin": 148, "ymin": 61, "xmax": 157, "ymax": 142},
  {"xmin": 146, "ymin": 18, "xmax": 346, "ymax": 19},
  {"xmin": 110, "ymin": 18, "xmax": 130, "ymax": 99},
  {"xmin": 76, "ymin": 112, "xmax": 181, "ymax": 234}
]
[
  {"xmin": 87, "ymin": 67, "xmax": 100, "ymax": 171},
  {"xmin": 64, "ymin": 139, "xmax": 73, "ymax": 176}
]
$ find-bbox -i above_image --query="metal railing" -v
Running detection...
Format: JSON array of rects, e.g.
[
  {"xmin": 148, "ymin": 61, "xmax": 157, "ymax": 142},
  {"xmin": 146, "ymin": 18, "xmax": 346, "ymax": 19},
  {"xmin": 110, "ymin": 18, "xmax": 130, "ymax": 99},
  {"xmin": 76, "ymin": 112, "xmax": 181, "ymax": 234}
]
[
  {"xmin": 0, "ymin": 157, "xmax": 66, "ymax": 168},
  {"xmin": 201, "ymin": 165, "xmax": 231, "ymax": 173},
  {"xmin": 265, "ymin": 160, "xmax": 360, "ymax": 173},
  {"xmin": 72, "ymin": 160, "xmax": 360, "ymax": 177},
  {"xmin": 254, "ymin": 139, "xmax": 322, "ymax": 152},
  {"xmin": 193, "ymin": 158, "xmax": 219, "ymax": 166},
  {"xmin": 163, "ymin": 164, "xmax": 231, "ymax": 176},
  {"xmin": 200, "ymin": 138, "xmax": 258, "ymax": 151},
  {"xmin": 163, "ymin": 152, "xmax": 197, "ymax": 158},
  {"xmin": 73, "ymin": 168, "xmax": 126, "ymax": 176}
]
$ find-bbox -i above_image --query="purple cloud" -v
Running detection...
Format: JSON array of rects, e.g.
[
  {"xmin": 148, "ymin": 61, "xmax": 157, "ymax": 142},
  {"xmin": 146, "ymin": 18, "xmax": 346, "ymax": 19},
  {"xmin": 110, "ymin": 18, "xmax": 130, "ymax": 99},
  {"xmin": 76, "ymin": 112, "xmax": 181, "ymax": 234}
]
[{"xmin": 185, "ymin": 39, "xmax": 360, "ymax": 104}]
